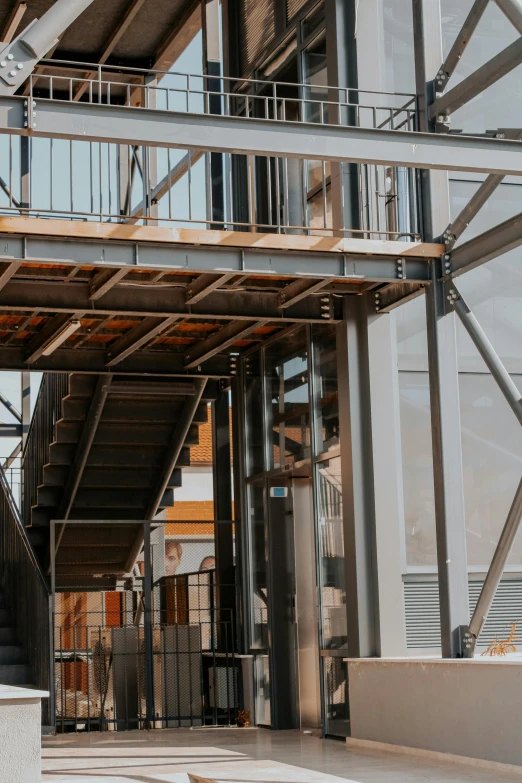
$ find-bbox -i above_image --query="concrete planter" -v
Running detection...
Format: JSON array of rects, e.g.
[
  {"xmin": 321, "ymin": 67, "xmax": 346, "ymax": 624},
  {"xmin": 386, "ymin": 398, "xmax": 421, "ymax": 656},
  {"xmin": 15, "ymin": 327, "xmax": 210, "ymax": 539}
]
[{"xmin": 0, "ymin": 684, "xmax": 49, "ymax": 783}]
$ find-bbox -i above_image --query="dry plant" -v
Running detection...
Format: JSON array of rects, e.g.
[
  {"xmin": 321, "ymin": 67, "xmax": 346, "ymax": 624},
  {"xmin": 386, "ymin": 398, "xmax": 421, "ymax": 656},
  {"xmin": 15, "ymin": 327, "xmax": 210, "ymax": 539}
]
[
  {"xmin": 481, "ymin": 623, "xmax": 520, "ymax": 657},
  {"xmin": 237, "ymin": 709, "xmax": 251, "ymax": 727}
]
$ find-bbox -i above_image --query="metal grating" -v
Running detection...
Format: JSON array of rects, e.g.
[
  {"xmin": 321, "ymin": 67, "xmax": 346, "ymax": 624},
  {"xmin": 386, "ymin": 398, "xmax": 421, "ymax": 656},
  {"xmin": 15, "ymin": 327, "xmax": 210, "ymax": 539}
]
[
  {"xmin": 404, "ymin": 579, "xmax": 522, "ymax": 649},
  {"xmin": 239, "ymin": 0, "xmax": 276, "ymax": 76}
]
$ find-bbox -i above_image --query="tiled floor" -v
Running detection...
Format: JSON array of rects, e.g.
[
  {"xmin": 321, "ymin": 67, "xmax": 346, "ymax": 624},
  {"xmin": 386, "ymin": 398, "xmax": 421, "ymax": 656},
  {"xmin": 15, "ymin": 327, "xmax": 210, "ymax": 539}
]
[{"xmin": 41, "ymin": 728, "xmax": 522, "ymax": 783}]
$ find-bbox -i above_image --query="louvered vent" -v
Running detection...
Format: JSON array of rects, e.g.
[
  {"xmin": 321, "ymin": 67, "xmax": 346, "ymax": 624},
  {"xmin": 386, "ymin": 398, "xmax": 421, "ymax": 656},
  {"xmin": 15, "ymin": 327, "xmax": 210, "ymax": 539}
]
[
  {"xmin": 239, "ymin": 0, "xmax": 276, "ymax": 77},
  {"xmin": 404, "ymin": 579, "xmax": 522, "ymax": 649},
  {"xmin": 287, "ymin": 0, "xmax": 309, "ymax": 23}
]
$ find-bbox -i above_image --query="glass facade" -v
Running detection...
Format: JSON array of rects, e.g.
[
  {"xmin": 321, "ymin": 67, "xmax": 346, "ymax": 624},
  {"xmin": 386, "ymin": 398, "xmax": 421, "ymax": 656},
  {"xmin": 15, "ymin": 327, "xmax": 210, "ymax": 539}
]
[
  {"xmin": 241, "ymin": 325, "xmax": 344, "ymax": 728},
  {"xmin": 316, "ymin": 457, "xmax": 346, "ymax": 649},
  {"xmin": 237, "ymin": 0, "xmax": 522, "ymax": 729},
  {"xmin": 265, "ymin": 328, "xmax": 311, "ymax": 470}
]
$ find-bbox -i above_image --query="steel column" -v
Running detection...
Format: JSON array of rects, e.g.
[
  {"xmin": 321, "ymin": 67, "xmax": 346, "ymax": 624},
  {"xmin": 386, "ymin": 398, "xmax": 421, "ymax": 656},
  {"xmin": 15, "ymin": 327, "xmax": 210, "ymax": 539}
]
[
  {"xmin": 415, "ymin": 0, "xmax": 470, "ymax": 658},
  {"xmin": 325, "ymin": 0, "xmax": 359, "ymax": 233},
  {"xmin": 336, "ymin": 294, "xmax": 379, "ymax": 658},
  {"xmin": 202, "ymin": 0, "xmax": 224, "ymax": 228},
  {"xmin": 231, "ymin": 372, "xmax": 248, "ymax": 654},
  {"xmin": 367, "ymin": 308, "xmax": 407, "ymax": 657},
  {"xmin": 20, "ymin": 371, "xmax": 30, "ymax": 449},
  {"xmin": 142, "ymin": 521, "xmax": 155, "ymax": 728},
  {"xmin": 425, "ymin": 264, "xmax": 470, "ymax": 657},
  {"xmin": 212, "ymin": 386, "xmax": 235, "ymax": 636}
]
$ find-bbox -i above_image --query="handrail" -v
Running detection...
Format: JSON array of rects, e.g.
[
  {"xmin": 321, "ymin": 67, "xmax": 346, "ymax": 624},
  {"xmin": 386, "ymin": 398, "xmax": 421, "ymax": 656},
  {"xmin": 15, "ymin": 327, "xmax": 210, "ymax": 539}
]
[
  {"xmin": 0, "ymin": 462, "xmax": 53, "ymax": 726},
  {"xmin": 0, "ymin": 464, "xmax": 48, "ymax": 593},
  {"xmin": 38, "ymin": 57, "xmax": 416, "ymax": 100}
]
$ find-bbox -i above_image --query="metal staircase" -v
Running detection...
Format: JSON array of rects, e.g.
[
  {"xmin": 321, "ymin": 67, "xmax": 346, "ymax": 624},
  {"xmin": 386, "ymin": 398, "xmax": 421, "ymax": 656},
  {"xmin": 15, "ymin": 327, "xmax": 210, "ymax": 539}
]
[{"xmin": 24, "ymin": 373, "xmax": 212, "ymax": 589}]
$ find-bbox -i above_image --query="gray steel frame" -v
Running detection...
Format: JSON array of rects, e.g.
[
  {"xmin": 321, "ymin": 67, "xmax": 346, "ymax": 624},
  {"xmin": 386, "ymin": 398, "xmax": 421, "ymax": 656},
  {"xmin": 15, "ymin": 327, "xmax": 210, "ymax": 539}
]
[
  {"xmin": 447, "ymin": 284, "xmax": 522, "ymax": 654},
  {"xmin": 4, "ymin": 96, "xmax": 522, "ymax": 176}
]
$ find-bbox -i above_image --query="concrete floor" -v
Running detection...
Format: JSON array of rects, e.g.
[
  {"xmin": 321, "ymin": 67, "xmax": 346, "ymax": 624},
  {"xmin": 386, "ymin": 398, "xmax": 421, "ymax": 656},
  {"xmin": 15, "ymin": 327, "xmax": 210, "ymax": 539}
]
[{"xmin": 41, "ymin": 728, "xmax": 522, "ymax": 783}]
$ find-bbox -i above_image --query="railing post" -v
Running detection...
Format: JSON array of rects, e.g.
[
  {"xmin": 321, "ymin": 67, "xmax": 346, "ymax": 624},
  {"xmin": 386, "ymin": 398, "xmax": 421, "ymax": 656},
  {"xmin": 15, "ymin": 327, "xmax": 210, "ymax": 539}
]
[{"xmin": 143, "ymin": 521, "xmax": 155, "ymax": 728}]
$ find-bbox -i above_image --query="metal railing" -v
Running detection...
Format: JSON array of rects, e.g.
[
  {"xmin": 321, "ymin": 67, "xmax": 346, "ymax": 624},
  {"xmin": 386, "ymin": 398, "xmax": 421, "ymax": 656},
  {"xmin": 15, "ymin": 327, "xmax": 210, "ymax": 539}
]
[
  {"xmin": 0, "ymin": 60, "xmax": 421, "ymax": 241},
  {"xmin": 0, "ymin": 464, "xmax": 52, "ymax": 724},
  {"xmin": 22, "ymin": 373, "xmax": 68, "ymax": 525},
  {"xmin": 32, "ymin": 59, "xmax": 417, "ymax": 132},
  {"xmin": 54, "ymin": 571, "xmax": 239, "ymax": 732}
]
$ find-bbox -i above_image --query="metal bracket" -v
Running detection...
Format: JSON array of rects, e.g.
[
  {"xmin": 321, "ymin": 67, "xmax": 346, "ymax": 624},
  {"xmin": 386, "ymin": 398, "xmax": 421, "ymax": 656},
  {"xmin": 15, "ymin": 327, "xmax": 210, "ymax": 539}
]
[
  {"xmin": 320, "ymin": 295, "xmax": 333, "ymax": 320},
  {"xmin": 397, "ymin": 258, "xmax": 406, "ymax": 280},
  {"xmin": 457, "ymin": 625, "xmax": 475, "ymax": 658}
]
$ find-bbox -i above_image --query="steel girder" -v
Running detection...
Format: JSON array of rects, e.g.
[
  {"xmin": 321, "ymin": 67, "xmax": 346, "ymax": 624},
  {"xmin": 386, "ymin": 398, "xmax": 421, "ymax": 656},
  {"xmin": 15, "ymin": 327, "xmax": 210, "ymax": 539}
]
[
  {"xmin": 448, "ymin": 209, "xmax": 522, "ymax": 277},
  {"xmin": 1, "ymin": 97, "xmax": 522, "ymax": 175},
  {"xmin": 0, "ymin": 232, "xmax": 433, "ymax": 282},
  {"xmin": 0, "ymin": 278, "xmax": 338, "ymax": 322},
  {"xmin": 0, "ymin": 345, "xmax": 231, "ymax": 377}
]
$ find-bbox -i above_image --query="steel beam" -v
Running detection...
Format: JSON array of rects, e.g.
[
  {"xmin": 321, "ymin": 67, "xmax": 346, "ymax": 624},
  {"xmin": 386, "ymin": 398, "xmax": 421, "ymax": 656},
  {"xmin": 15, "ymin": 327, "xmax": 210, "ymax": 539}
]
[
  {"xmin": 277, "ymin": 278, "xmax": 331, "ymax": 309},
  {"xmin": 434, "ymin": 0, "xmax": 489, "ymax": 89},
  {"xmin": 0, "ymin": 279, "xmax": 338, "ymax": 323},
  {"xmin": 0, "ymin": 345, "xmax": 230, "ymax": 377},
  {"xmin": 185, "ymin": 272, "xmax": 237, "ymax": 305},
  {"xmin": 445, "ymin": 174, "xmax": 504, "ymax": 245},
  {"xmin": 89, "ymin": 268, "xmax": 128, "ymax": 300},
  {"xmin": 24, "ymin": 312, "xmax": 82, "ymax": 363},
  {"xmin": 145, "ymin": 378, "xmax": 207, "ymax": 520},
  {"xmin": 3, "ymin": 97, "xmax": 519, "ymax": 176},
  {"xmin": 374, "ymin": 281, "xmax": 425, "ymax": 313},
  {"xmin": 184, "ymin": 320, "xmax": 268, "ymax": 369},
  {"xmin": 55, "ymin": 374, "xmax": 113, "ymax": 552},
  {"xmin": 467, "ymin": 477, "xmax": 522, "ymax": 648},
  {"xmin": 450, "ymin": 208, "xmax": 522, "ymax": 277},
  {"xmin": 1, "ymin": 1, "xmax": 27, "ymax": 44},
  {"xmin": 106, "ymin": 316, "xmax": 178, "ymax": 366},
  {"xmin": 0, "ymin": 261, "xmax": 21, "ymax": 290},
  {"xmin": 127, "ymin": 150, "xmax": 203, "ymax": 222},
  {"xmin": 2, "ymin": 441, "xmax": 21, "ymax": 469},
  {"xmin": 0, "ymin": 390, "xmax": 21, "ymax": 422},
  {"xmin": 0, "ymin": 423, "xmax": 21, "ymax": 436},
  {"xmin": 494, "ymin": 0, "xmax": 522, "ymax": 34},
  {"xmin": 430, "ymin": 37, "xmax": 522, "ymax": 120},
  {"xmin": 448, "ymin": 287, "xmax": 522, "ymax": 424},
  {"xmin": 0, "ymin": 229, "xmax": 433, "ymax": 283},
  {"xmin": 73, "ymin": 0, "xmax": 147, "ymax": 102}
]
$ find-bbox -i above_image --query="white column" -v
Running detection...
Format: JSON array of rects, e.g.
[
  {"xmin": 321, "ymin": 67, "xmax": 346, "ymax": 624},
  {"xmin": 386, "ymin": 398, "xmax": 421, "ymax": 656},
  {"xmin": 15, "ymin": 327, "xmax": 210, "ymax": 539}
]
[{"xmin": 368, "ymin": 310, "xmax": 407, "ymax": 657}]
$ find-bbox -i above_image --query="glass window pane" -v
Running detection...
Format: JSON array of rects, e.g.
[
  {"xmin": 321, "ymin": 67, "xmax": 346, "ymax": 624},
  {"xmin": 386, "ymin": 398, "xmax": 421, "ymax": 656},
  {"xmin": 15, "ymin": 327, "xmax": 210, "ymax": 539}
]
[
  {"xmin": 399, "ymin": 371, "xmax": 437, "ymax": 569},
  {"xmin": 313, "ymin": 327, "xmax": 339, "ymax": 455},
  {"xmin": 244, "ymin": 354, "xmax": 264, "ymax": 476},
  {"xmin": 303, "ymin": 34, "xmax": 327, "ymax": 124},
  {"xmin": 323, "ymin": 657, "xmax": 350, "ymax": 737},
  {"xmin": 316, "ymin": 457, "xmax": 346, "ymax": 648},
  {"xmin": 249, "ymin": 484, "xmax": 268, "ymax": 649},
  {"xmin": 265, "ymin": 329, "xmax": 310, "ymax": 469}
]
